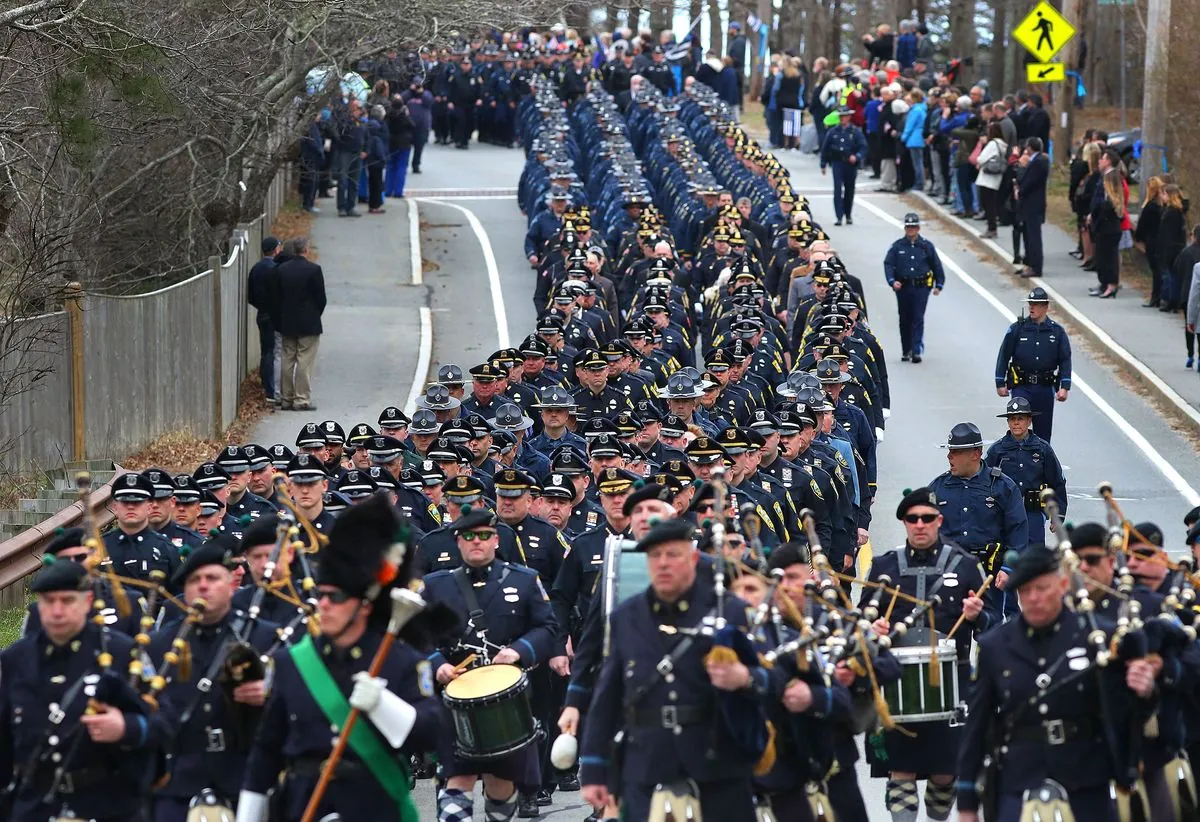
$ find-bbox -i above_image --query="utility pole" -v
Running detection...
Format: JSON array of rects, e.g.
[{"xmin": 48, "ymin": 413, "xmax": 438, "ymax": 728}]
[
  {"xmin": 1058, "ymin": 0, "xmax": 1084, "ymax": 164},
  {"xmin": 1141, "ymin": 0, "xmax": 1170, "ymax": 201}
]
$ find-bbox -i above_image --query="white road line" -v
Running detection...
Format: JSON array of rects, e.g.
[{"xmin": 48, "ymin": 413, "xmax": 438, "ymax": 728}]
[
  {"xmin": 909, "ymin": 189, "xmax": 1200, "ymax": 431},
  {"xmin": 404, "ymin": 306, "xmax": 434, "ymax": 417},
  {"xmin": 858, "ymin": 197, "xmax": 1200, "ymax": 506},
  {"xmin": 416, "ymin": 197, "xmax": 511, "ymax": 349},
  {"xmin": 409, "ymin": 199, "xmax": 422, "ymax": 286},
  {"xmin": 406, "ymin": 195, "xmax": 517, "ymax": 201}
]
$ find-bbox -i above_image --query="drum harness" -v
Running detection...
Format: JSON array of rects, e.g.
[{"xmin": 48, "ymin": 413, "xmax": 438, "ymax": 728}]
[
  {"xmin": 451, "ymin": 564, "xmax": 513, "ymax": 665},
  {"xmin": 893, "ymin": 543, "xmax": 963, "ymax": 638}
]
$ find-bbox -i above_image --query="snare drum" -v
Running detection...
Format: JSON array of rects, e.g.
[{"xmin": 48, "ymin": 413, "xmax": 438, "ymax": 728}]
[
  {"xmin": 442, "ymin": 664, "xmax": 539, "ymax": 759},
  {"xmin": 882, "ymin": 640, "xmax": 960, "ymax": 722}
]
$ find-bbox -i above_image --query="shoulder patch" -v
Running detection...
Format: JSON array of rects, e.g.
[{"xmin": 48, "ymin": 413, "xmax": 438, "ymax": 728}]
[{"xmin": 417, "ymin": 660, "xmax": 435, "ymax": 697}]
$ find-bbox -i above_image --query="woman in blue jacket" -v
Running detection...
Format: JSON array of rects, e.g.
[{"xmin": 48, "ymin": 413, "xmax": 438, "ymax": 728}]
[{"xmin": 901, "ymin": 89, "xmax": 928, "ymax": 192}]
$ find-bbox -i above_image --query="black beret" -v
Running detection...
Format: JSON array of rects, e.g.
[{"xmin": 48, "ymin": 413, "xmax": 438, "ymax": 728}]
[
  {"xmin": 1005, "ymin": 545, "xmax": 1061, "ymax": 591},
  {"xmin": 1066, "ymin": 521, "xmax": 1110, "ymax": 552},
  {"xmin": 1131, "ymin": 522, "xmax": 1164, "ymax": 549},
  {"xmin": 240, "ymin": 516, "xmax": 282, "ymax": 550},
  {"xmin": 767, "ymin": 541, "xmax": 813, "ymax": 572},
  {"xmin": 31, "ymin": 560, "xmax": 91, "ymax": 594},
  {"xmin": 45, "ymin": 527, "xmax": 86, "ymax": 556},
  {"xmin": 622, "ymin": 483, "xmax": 674, "ymax": 517},
  {"xmin": 896, "ymin": 487, "xmax": 939, "ymax": 520},
  {"xmin": 634, "ymin": 518, "xmax": 696, "ymax": 552}
]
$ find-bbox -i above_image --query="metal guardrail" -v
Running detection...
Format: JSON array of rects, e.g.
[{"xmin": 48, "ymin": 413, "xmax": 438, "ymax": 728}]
[{"xmin": 0, "ymin": 464, "xmax": 127, "ymax": 600}]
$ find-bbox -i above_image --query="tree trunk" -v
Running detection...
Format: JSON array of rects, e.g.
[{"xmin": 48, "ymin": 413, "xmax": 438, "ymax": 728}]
[
  {"xmin": 708, "ymin": 0, "xmax": 724, "ymax": 55},
  {"xmin": 806, "ymin": 0, "xmax": 831, "ymax": 60},
  {"xmin": 748, "ymin": 0, "xmax": 772, "ymax": 98},
  {"xmin": 779, "ymin": 2, "xmax": 803, "ymax": 53},
  {"xmin": 689, "ymin": 0, "xmax": 703, "ymax": 36},
  {"xmin": 990, "ymin": 0, "xmax": 1009, "ymax": 93},
  {"xmin": 828, "ymin": 0, "xmax": 843, "ymax": 61},
  {"xmin": 947, "ymin": 0, "xmax": 975, "ymax": 65},
  {"xmin": 851, "ymin": 0, "xmax": 873, "ymax": 63},
  {"xmin": 653, "ymin": 0, "xmax": 674, "ymax": 35}
]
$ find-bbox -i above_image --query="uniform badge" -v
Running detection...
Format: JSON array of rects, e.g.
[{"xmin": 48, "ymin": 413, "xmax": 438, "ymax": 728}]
[
  {"xmin": 1031, "ymin": 452, "xmax": 1041, "ymax": 462},
  {"xmin": 417, "ymin": 661, "xmax": 435, "ymax": 697},
  {"xmin": 984, "ymin": 496, "xmax": 995, "ymax": 508},
  {"xmin": 586, "ymin": 511, "xmax": 599, "ymax": 526},
  {"xmin": 810, "ymin": 479, "xmax": 823, "ymax": 500}
]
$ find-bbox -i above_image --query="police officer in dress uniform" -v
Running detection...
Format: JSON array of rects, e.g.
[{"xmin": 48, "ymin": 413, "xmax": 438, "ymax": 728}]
[
  {"xmin": 819, "ymin": 108, "xmax": 868, "ymax": 226},
  {"xmin": 984, "ymin": 396, "xmax": 1066, "ymax": 546},
  {"xmin": 528, "ymin": 386, "xmax": 588, "ymax": 459},
  {"xmin": 236, "ymin": 496, "xmax": 454, "ymax": 822},
  {"xmin": 104, "ymin": 472, "xmax": 183, "ymax": 587},
  {"xmin": 143, "ymin": 468, "xmax": 205, "ymax": 554},
  {"xmin": 193, "ymin": 462, "xmax": 247, "ymax": 540},
  {"xmin": 928, "ymin": 422, "xmax": 1027, "ymax": 619},
  {"xmin": 578, "ymin": 518, "xmax": 769, "ymax": 821},
  {"xmin": 956, "ymin": 545, "xmax": 1159, "ymax": 822},
  {"xmin": 883, "ymin": 213, "xmax": 944, "ymax": 363},
  {"xmin": 423, "ymin": 508, "xmax": 559, "ymax": 822},
  {"xmin": 0, "ymin": 559, "xmax": 171, "ymax": 822},
  {"xmin": 214, "ymin": 446, "xmax": 278, "ymax": 523},
  {"xmin": 571, "ymin": 348, "xmax": 634, "ymax": 422},
  {"xmin": 151, "ymin": 539, "xmax": 279, "ymax": 821},
  {"xmin": 994, "ymin": 287, "xmax": 1072, "ymax": 442},
  {"xmin": 231, "ymin": 516, "xmax": 307, "ymax": 627},
  {"xmin": 282, "ymin": 453, "xmax": 336, "ymax": 546},
  {"xmin": 860, "ymin": 488, "xmax": 990, "ymax": 822}
]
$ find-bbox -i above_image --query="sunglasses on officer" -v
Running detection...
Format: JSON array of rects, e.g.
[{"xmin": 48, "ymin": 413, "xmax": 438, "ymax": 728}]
[
  {"xmin": 1076, "ymin": 552, "xmax": 1108, "ymax": 566},
  {"xmin": 317, "ymin": 587, "xmax": 354, "ymax": 604},
  {"xmin": 459, "ymin": 530, "xmax": 497, "ymax": 542},
  {"xmin": 903, "ymin": 513, "xmax": 939, "ymax": 524}
]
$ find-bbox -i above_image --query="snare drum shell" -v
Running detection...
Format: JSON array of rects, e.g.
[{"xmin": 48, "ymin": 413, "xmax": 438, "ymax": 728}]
[{"xmin": 440, "ymin": 665, "xmax": 543, "ymax": 784}]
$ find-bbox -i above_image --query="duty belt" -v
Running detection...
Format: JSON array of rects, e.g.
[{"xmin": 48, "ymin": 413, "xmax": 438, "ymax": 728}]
[
  {"xmin": 631, "ymin": 705, "xmax": 708, "ymax": 730},
  {"xmin": 1007, "ymin": 717, "xmax": 1096, "ymax": 746},
  {"xmin": 33, "ymin": 766, "xmax": 109, "ymax": 794},
  {"xmin": 1014, "ymin": 369, "xmax": 1057, "ymax": 386},
  {"xmin": 1023, "ymin": 487, "xmax": 1048, "ymax": 512}
]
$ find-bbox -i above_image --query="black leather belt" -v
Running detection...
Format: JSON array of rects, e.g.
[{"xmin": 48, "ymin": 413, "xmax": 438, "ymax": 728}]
[
  {"xmin": 288, "ymin": 757, "xmax": 370, "ymax": 779},
  {"xmin": 33, "ymin": 766, "xmax": 109, "ymax": 794},
  {"xmin": 630, "ymin": 705, "xmax": 708, "ymax": 730},
  {"xmin": 1017, "ymin": 371, "xmax": 1057, "ymax": 386},
  {"xmin": 1008, "ymin": 718, "xmax": 1095, "ymax": 746}
]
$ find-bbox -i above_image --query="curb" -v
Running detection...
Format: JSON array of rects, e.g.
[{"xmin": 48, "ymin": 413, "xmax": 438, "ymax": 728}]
[{"xmin": 907, "ymin": 188, "xmax": 1200, "ymax": 432}]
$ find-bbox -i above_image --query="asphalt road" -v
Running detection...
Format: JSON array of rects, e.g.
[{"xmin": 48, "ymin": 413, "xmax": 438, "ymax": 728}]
[{"xmin": 307, "ymin": 138, "xmax": 1200, "ymax": 816}]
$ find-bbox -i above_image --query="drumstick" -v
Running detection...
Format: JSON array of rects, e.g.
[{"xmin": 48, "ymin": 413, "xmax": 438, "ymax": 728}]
[
  {"xmin": 454, "ymin": 654, "xmax": 478, "ymax": 673},
  {"xmin": 945, "ymin": 575, "xmax": 994, "ymax": 641}
]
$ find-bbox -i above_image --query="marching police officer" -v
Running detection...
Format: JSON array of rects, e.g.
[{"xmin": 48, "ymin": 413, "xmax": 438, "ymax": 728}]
[
  {"xmin": 231, "ymin": 516, "xmax": 308, "ymax": 625},
  {"xmin": 143, "ymin": 468, "xmax": 205, "ymax": 553},
  {"xmin": 956, "ymin": 545, "xmax": 1159, "ymax": 822},
  {"xmin": 928, "ymin": 422, "xmax": 1028, "ymax": 619},
  {"xmin": 214, "ymin": 446, "xmax": 277, "ymax": 522},
  {"xmin": 578, "ymin": 518, "xmax": 769, "ymax": 821},
  {"xmin": 819, "ymin": 107, "xmax": 867, "ymax": 226},
  {"xmin": 1, "ymin": 559, "xmax": 171, "ymax": 822},
  {"xmin": 151, "ymin": 538, "xmax": 279, "ymax": 821},
  {"xmin": 994, "ymin": 287, "xmax": 1072, "ymax": 441},
  {"xmin": 883, "ymin": 213, "xmax": 944, "ymax": 363},
  {"xmin": 237, "ymin": 496, "xmax": 450, "ymax": 822},
  {"xmin": 984, "ymin": 396, "xmax": 1066, "ymax": 546},
  {"xmin": 104, "ymin": 472, "xmax": 183, "ymax": 586},
  {"xmin": 423, "ymin": 508, "xmax": 559, "ymax": 822}
]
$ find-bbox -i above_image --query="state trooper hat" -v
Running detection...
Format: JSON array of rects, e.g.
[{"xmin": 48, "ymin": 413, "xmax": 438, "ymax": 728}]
[
  {"xmin": 337, "ymin": 469, "xmax": 378, "ymax": 500},
  {"xmin": 377, "ymin": 407, "xmax": 410, "ymax": 430},
  {"xmin": 295, "ymin": 422, "xmax": 327, "ymax": 449},
  {"xmin": 534, "ymin": 385, "xmax": 576, "ymax": 409},
  {"xmin": 659, "ymin": 372, "xmax": 704, "ymax": 399},
  {"xmin": 420, "ymin": 384, "xmax": 461, "ymax": 411},
  {"xmin": 268, "ymin": 444, "xmax": 295, "ymax": 471},
  {"xmin": 437, "ymin": 364, "xmax": 466, "ymax": 386},
  {"xmin": 243, "ymin": 443, "xmax": 272, "ymax": 471},
  {"xmin": 172, "ymin": 474, "xmax": 203, "ymax": 503},
  {"xmin": 141, "ymin": 468, "xmax": 175, "ymax": 500},
  {"xmin": 814, "ymin": 359, "xmax": 851, "ymax": 384},
  {"xmin": 320, "ymin": 420, "xmax": 347, "ymax": 445},
  {"xmin": 214, "ymin": 445, "xmax": 251, "ymax": 474},
  {"xmin": 944, "ymin": 422, "xmax": 984, "ymax": 450},
  {"xmin": 1025, "ymin": 287, "xmax": 1050, "ymax": 303},
  {"xmin": 285, "ymin": 453, "xmax": 328, "ymax": 483},
  {"xmin": 997, "ymin": 396, "xmax": 1040, "ymax": 417},
  {"xmin": 408, "ymin": 408, "xmax": 440, "ymax": 435},
  {"xmin": 193, "ymin": 462, "xmax": 231, "ymax": 490},
  {"xmin": 113, "ymin": 472, "xmax": 155, "ymax": 502},
  {"xmin": 903, "ymin": 212, "xmax": 921, "ymax": 227},
  {"xmin": 493, "ymin": 402, "xmax": 534, "ymax": 432},
  {"xmin": 540, "ymin": 472, "xmax": 578, "ymax": 501},
  {"xmin": 366, "ymin": 435, "xmax": 405, "ymax": 464}
]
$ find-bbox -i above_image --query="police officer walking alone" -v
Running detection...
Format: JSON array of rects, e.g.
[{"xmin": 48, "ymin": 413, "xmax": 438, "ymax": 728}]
[
  {"xmin": 994, "ymin": 287, "xmax": 1071, "ymax": 441},
  {"xmin": 884, "ymin": 213, "xmax": 944, "ymax": 363},
  {"xmin": 820, "ymin": 107, "xmax": 868, "ymax": 226}
]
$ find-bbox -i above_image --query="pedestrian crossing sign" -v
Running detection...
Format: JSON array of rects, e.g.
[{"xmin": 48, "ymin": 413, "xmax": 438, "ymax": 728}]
[
  {"xmin": 1013, "ymin": 1, "xmax": 1076, "ymax": 64},
  {"xmin": 1026, "ymin": 63, "xmax": 1066, "ymax": 84}
]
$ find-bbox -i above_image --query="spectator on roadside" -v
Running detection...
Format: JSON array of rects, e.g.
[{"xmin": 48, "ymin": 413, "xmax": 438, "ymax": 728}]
[
  {"xmin": 761, "ymin": 57, "xmax": 784, "ymax": 149},
  {"xmin": 1089, "ymin": 169, "xmax": 1124, "ymax": 299},
  {"xmin": 298, "ymin": 113, "xmax": 325, "ymax": 215},
  {"xmin": 877, "ymin": 85, "xmax": 901, "ymax": 191},
  {"xmin": 896, "ymin": 20, "xmax": 917, "ymax": 68},
  {"xmin": 927, "ymin": 91, "xmax": 953, "ymax": 202},
  {"xmin": 900, "ymin": 87, "xmax": 928, "ymax": 192},
  {"xmin": 332, "ymin": 98, "xmax": 366, "ymax": 218},
  {"xmin": 727, "ymin": 22, "xmax": 747, "ymax": 105},
  {"xmin": 247, "ymin": 237, "xmax": 282, "ymax": 403},
  {"xmin": 809, "ymin": 58, "xmax": 833, "ymax": 147},
  {"xmin": 1180, "ymin": 225, "xmax": 1200, "ymax": 367},
  {"xmin": 1074, "ymin": 142, "xmax": 1103, "ymax": 268},
  {"xmin": 950, "ymin": 97, "xmax": 982, "ymax": 218},
  {"xmin": 777, "ymin": 57, "xmax": 805, "ymax": 150},
  {"xmin": 865, "ymin": 85, "xmax": 884, "ymax": 178},
  {"xmin": 365, "ymin": 104, "xmax": 389, "ymax": 213},
  {"xmin": 1135, "ymin": 176, "xmax": 1165, "ymax": 304},
  {"xmin": 385, "ymin": 96, "xmax": 415, "ymax": 198},
  {"xmin": 402, "ymin": 81, "xmax": 434, "ymax": 174},
  {"xmin": 1156, "ymin": 184, "xmax": 1189, "ymax": 312},
  {"xmin": 975, "ymin": 123, "xmax": 1008, "ymax": 239},
  {"xmin": 1015, "ymin": 137, "xmax": 1049, "ymax": 280},
  {"xmin": 274, "ymin": 236, "xmax": 326, "ymax": 412},
  {"xmin": 1025, "ymin": 94, "xmax": 1051, "ymax": 148},
  {"xmin": 1067, "ymin": 130, "xmax": 1096, "ymax": 258},
  {"xmin": 915, "ymin": 23, "xmax": 935, "ymax": 64},
  {"xmin": 991, "ymin": 101, "xmax": 1018, "ymax": 149},
  {"xmin": 862, "ymin": 23, "xmax": 895, "ymax": 67}
]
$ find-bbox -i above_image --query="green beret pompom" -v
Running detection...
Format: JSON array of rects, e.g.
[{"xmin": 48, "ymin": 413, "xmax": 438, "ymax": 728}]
[
  {"xmin": 1003, "ymin": 549, "xmax": 1020, "ymax": 568},
  {"xmin": 179, "ymin": 546, "xmax": 192, "ymax": 559},
  {"xmin": 41, "ymin": 553, "xmax": 56, "ymax": 566},
  {"xmin": 901, "ymin": 488, "xmax": 912, "ymax": 497},
  {"xmin": 633, "ymin": 479, "xmax": 646, "ymax": 489},
  {"xmin": 54, "ymin": 527, "xmax": 65, "ymax": 536},
  {"xmin": 648, "ymin": 516, "xmax": 661, "ymax": 527},
  {"xmin": 460, "ymin": 504, "xmax": 473, "ymax": 515},
  {"xmin": 239, "ymin": 515, "xmax": 253, "ymax": 526}
]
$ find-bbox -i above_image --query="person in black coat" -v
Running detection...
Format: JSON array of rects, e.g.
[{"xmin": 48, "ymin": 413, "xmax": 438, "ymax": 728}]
[
  {"xmin": 1015, "ymin": 138, "xmax": 1049, "ymax": 279},
  {"xmin": 1024, "ymin": 93, "xmax": 1051, "ymax": 147},
  {"xmin": 247, "ymin": 237, "xmax": 281, "ymax": 400},
  {"xmin": 365, "ymin": 105, "xmax": 389, "ymax": 212},
  {"xmin": 401, "ymin": 83, "xmax": 434, "ymax": 174},
  {"xmin": 384, "ymin": 96, "xmax": 415, "ymax": 197},
  {"xmin": 298, "ymin": 114, "xmax": 324, "ymax": 213},
  {"xmin": 1089, "ymin": 170, "xmax": 1125, "ymax": 298},
  {"xmin": 1155, "ymin": 184, "xmax": 1188, "ymax": 310},
  {"xmin": 272, "ymin": 237, "xmax": 326, "ymax": 411}
]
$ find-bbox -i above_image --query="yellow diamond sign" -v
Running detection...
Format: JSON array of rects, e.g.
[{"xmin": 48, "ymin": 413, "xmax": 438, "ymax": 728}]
[
  {"xmin": 1013, "ymin": 1, "xmax": 1076, "ymax": 63},
  {"xmin": 1026, "ymin": 63, "xmax": 1066, "ymax": 83}
]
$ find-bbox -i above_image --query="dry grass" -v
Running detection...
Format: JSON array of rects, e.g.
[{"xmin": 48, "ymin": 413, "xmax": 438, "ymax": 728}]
[{"xmin": 271, "ymin": 198, "xmax": 319, "ymax": 260}]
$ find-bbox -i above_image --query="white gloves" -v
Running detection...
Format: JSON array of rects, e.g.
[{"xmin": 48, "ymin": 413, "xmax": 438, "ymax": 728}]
[
  {"xmin": 235, "ymin": 790, "xmax": 268, "ymax": 822},
  {"xmin": 875, "ymin": 427, "xmax": 885, "ymax": 443},
  {"xmin": 349, "ymin": 671, "xmax": 385, "ymax": 713},
  {"xmin": 350, "ymin": 671, "xmax": 417, "ymax": 748},
  {"xmin": 883, "ymin": 408, "xmax": 892, "ymax": 420}
]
